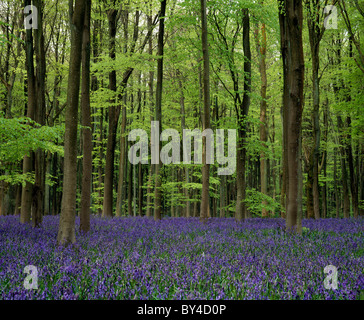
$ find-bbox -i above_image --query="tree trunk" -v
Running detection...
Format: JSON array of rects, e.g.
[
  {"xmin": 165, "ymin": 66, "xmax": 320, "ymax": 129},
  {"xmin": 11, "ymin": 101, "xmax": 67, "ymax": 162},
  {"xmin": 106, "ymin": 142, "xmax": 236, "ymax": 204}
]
[
  {"xmin": 200, "ymin": 0, "xmax": 211, "ymax": 224},
  {"xmin": 154, "ymin": 0, "xmax": 167, "ymax": 221},
  {"xmin": 31, "ymin": 0, "xmax": 47, "ymax": 228},
  {"xmin": 306, "ymin": 0, "xmax": 326, "ymax": 220},
  {"xmin": 333, "ymin": 148, "xmax": 340, "ymax": 218},
  {"xmin": 138, "ymin": 162, "xmax": 143, "ymax": 216},
  {"xmin": 345, "ymin": 116, "xmax": 359, "ymax": 218},
  {"xmin": 57, "ymin": 0, "xmax": 86, "ymax": 246},
  {"xmin": 337, "ymin": 115, "xmax": 350, "ymax": 218},
  {"xmin": 306, "ymin": 151, "xmax": 314, "ymax": 219},
  {"xmin": 236, "ymin": 8, "xmax": 251, "ymax": 222},
  {"xmin": 14, "ymin": 184, "xmax": 21, "ymax": 216},
  {"xmin": 20, "ymin": 0, "xmax": 36, "ymax": 224},
  {"xmin": 278, "ymin": 0, "xmax": 304, "ymax": 233},
  {"xmin": 145, "ymin": 10, "xmax": 154, "ymax": 218},
  {"xmin": 80, "ymin": 0, "xmax": 92, "ymax": 232},
  {"xmin": 322, "ymin": 97, "xmax": 328, "ymax": 218},
  {"xmin": 102, "ymin": 8, "xmax": 120, "ymax": 218},
  {"xmin": 255, "ymin": 20, "xmax": 268, "ymax": 217},
  {"xmin": 116, "ymin": 103, "xmax": 127, "ymax": 217},
  {"xmin": 128, "ymin": 158, "xmax": 133, "ymax": 216}
]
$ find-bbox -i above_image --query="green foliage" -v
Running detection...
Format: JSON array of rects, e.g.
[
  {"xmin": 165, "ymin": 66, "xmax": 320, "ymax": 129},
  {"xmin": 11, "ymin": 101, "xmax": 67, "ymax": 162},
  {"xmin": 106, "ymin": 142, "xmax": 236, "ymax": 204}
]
[
  {"xmin": 244, "ymin": 188, "xmax": 281, "ymax": 217},
  {"xmin": 0, "ymin": 113, "xmax": 64, "ymax": 184},
  {"xmin": 0, "ymin": 171, "xmax": 34, "ymax": 186}
]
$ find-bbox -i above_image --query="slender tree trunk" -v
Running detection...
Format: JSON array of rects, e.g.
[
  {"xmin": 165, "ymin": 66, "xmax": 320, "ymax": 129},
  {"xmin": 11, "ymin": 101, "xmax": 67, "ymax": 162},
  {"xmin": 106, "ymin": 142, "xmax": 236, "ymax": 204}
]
[
  {"xmin": 306, "ymin": 0, "xmax": 325, "ymax": 220},
  {"xmin": 145, "ymin": 10, "xmax": 154, "ymax": 218},
  {"xmin": 21, "ymin": 0, "xmax": 36, "ymax": 224},
  {"xmin": 177, "ymin": 76, "xmax": 190, "ymax": 218},
  {"xmin": 13, "ymin": 184, "xmax": 21, "ymax": 216},
  {"xmin": 80, "ymin": 0, "xmax": 92, "ymax": 232},
  {"xmin": 337, "ymin": 115, "xmax": 350, "ymax": 218},
  {"xmin": 236, "ymin": 8, "xmax": 251, "ymax": 222},
  {"xmin": 128, "ymin": 158, "xmax": 133, "ymax": 216},
  {"xmin": 102, "ymin": 8, "xmax": 120, "ymax": 218},
  {"xmin": 32, "ymin": 0, "xmax": 47, "ymax": 228},
  {"xmin": 333, "ymin": 148, "xmax": 340, "ymax": 218},
  {"xmin": 271, "ymin": 103, "xmax": 277, "ymax": 214},
  {"xmin": 322, "ymin": 98, "xmax": 328, "ymax": 218},
  {"xmin": 44, "ymin": 152, "xmax": 52, "ymax": 216},
  {"xmin": 346, "ymin": 116, "xmax": 358, "ymax": 218},
  {"xmin": 306, "ymin": 145, "xmax": 314, "ymax": 219},
  {"xmin": 115, "ymin": 9, "xmax": 129, "ymax": 217},
  {"xmin": 154, "ymin": 0, "xmax": 167, "ymax": 221},
  {"xmin": 97, "ymin": 108, "xmax": 104, "ymax": 216},
  {"xmin": 200, "ymin": 0, "xmax": 211, "ymax": 224},
  {"xmin": 57, "ymin": 0, "xmax": 86, "ymax": 246},
  {"xmin": 116, "ymin": 100, "xmax": 127, "ymax": 217},
  {"xmin": 360, "ymin": 142, "xmax": 364, "ymax": 216},
  {"xmin": 255, "ymin": 20, "xmax": 268, "ymax": 217},
  {"xmin": 138, "ymin": 162, "xmax": 143, "ymax": 216}
]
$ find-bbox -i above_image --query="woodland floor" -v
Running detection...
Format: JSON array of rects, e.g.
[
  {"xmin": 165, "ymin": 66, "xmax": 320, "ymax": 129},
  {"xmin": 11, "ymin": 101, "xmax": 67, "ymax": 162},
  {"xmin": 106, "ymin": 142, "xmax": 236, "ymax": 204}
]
[{"xmin": 0, "ymin": 216, "xmax": 363, "ymax": 300}]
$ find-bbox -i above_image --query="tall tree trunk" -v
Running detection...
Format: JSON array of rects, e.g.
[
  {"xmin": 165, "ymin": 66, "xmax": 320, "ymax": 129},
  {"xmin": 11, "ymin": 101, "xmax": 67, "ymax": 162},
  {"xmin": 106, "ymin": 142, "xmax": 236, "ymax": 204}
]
[
  {"xmin": 32, "ymin": 0, "xmax": 47, "ymax": 228},
  {"xmin": 115, "ymin": 8, "xmax": 130, "ymax": 218},
  {"xmin": 306, "ymin": 0, "xmax": 326, "ymax": 220},
  {"xmin": 255, "ymin": 19, "xmax": 268, "ymax": 217},
  {"xmin": 57, "ymin": 0, "xmax": 86, "ymax": 246},
  {"xmin": 322, "ymin": 97, "xmax": 328, "ymax": 218},
  {"xmin": 116, "ymin": 102, "xmax": 126, "ymax": 217},
  {"xmin": 278, "ymin": 0, "xmax": 304, "ymax": 233},
  {"xmin": 80, "ymin": 0, "xmax": 92, "ymax": 232},
  {"xmin": 200, "ymin": 0, "xmax": 211, "ymax": 224},
  {"xmin": 20, "ymin": 0, "xmax": 36, "ymax": 224},
  {"xmin": 145, "ymin": 10, "xmax": 154, "ymax": 218},
  {"xmin": 102, "ymin": 7, "xmax": 120, "ymax": 218},
  {"xmin": 236, "ymin": 8, "xmax": 251, "ymax": 222},
  {"xmin": 177, "ymin": 75, "xmax": 190, "ymax": 218},
  {"xmin": 154, "ymin": 0, "xmax": 167, "ymax": 221}
]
